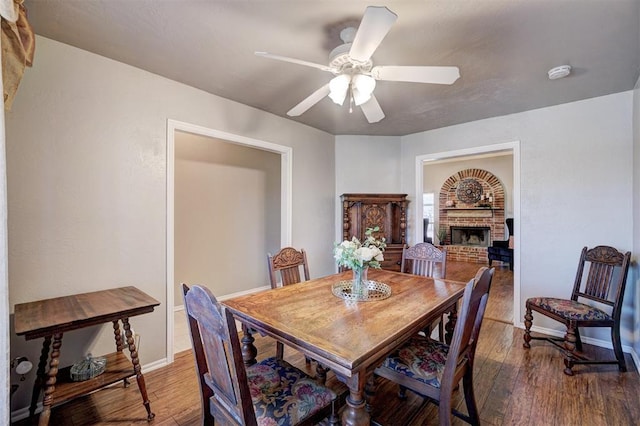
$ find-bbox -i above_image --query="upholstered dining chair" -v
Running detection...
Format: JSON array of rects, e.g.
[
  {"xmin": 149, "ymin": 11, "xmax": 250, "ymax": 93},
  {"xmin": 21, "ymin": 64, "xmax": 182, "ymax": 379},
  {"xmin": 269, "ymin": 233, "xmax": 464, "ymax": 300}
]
[
  {"xmin": 182, "ymin": 284, "xmax": 338, "ymax": 426},
  {"xmin": 374, "ymin": 267, "xmax": 494, "ymax": 426},
  {"xmin": 401, "ymin": 242, "xmax": 448, "ymax": 341},
  {"xmin": 267, "ymin": 247, "xmax": 311, "ymax": 362},
  {"xmin": 523, "ymin": 245, "xmax": 631, "ymax": 376}
]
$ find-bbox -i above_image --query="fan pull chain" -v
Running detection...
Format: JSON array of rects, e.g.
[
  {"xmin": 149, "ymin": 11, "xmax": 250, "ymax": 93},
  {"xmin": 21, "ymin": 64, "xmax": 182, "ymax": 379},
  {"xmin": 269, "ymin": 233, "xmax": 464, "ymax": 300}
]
[{"xmin": 349, "ymin": 86, "xmax": 354, "ymax": 113}]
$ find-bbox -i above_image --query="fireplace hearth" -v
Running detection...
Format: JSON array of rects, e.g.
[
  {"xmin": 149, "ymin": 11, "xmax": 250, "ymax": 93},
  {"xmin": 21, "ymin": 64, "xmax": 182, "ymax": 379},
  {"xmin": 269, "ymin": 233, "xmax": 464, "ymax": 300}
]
[{"xmin": 450, "ymin": 226, "xmax": 491, "ymax": 247}]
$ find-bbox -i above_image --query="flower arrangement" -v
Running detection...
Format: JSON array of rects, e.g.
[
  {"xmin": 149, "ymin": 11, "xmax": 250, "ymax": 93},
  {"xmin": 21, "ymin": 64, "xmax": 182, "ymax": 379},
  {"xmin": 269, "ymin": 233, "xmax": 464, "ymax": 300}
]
[{"xmin": 334, "ymin": 226, "xmax": 387, "ymax": 270}]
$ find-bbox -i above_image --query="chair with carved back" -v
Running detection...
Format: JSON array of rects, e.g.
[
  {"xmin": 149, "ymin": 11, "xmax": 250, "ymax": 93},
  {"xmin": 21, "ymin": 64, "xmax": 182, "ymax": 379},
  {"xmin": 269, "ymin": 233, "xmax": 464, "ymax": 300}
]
[
  {"xmin": 182, "ymin": 284, "xmax": 338, "ymax": 426},
  {"xmin": 401, "ymin": 242, "xmax": 448, "ymax": 341},
  {"xmin": 374, "ymin": 267, "xmax": 494, "ymax": 426},
  {"xmin": 523, "ymin": 245, "xmax": 631, "ymax": 375},
  {"xmin": 268, "ymin": 247, "xmax": 310, "ymax": 290},
  {"xmin": 267, "ymin": 247, "xmax": 311, "ymax": 361}
]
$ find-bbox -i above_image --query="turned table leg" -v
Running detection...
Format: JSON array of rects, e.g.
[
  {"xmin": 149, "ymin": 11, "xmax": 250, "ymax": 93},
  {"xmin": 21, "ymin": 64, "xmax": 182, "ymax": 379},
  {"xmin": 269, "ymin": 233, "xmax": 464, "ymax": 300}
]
[
  {"xmin": 240, "ymin": 324, "xmax": 258, "ymax": 366},
  {"xmin": 122, "ymin": 318, "xmax": 155, "ymax": 420},
  {"xmin": 445, "ymin": 303, "xmax": 458, "ymax": 345},
  {"xmin": 38, "ymin": 333, "xmax": 62, "ymax": 426},
  {"xmin": 30, "ymin": 335, "xmax": 51, "ymax": 419},
  {"xmin": 342, "ymin": 372, "xmax": 370, "ymax": 426}
]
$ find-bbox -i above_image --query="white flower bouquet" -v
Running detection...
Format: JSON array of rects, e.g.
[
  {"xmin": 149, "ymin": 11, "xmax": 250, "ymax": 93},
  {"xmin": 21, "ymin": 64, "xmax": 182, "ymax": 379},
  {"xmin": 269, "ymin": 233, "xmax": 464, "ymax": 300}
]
[{"xmin": 334, "ymin": 226, "xmax": 387, "ymax": 270}]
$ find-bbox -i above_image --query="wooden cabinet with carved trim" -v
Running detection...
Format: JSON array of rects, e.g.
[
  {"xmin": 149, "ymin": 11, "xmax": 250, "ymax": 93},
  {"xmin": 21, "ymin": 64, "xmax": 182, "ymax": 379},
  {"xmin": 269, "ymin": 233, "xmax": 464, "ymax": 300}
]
[{"xmin": 341, "ymin": 194, "xmax": 409, "ymax": 272}]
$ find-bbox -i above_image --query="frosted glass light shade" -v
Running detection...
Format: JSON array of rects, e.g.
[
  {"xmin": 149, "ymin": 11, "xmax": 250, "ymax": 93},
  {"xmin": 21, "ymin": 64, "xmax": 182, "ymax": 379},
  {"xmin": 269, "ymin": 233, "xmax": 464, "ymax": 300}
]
[
  {"xmin": 329, "ymin": 74, "xmax": 351, "ymax": 105},
  {"xmin": 352, "ymin": 74, "xmax": 376, "ymax": 105}
]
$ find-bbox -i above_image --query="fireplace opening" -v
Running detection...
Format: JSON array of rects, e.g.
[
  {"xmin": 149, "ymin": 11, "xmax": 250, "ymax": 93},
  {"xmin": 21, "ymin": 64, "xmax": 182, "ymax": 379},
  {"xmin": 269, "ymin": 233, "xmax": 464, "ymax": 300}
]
[{"xmin": 450, "ymin": 226, "xmax": 490, "ymax": 247}]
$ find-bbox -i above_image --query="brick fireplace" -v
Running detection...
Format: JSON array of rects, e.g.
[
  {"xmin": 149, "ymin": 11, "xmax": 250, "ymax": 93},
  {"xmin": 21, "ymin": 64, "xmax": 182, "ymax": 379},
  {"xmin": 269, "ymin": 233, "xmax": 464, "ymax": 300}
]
[{"xmin": 438, "ymin": 168, "xmax": 506, "ymax": 263}]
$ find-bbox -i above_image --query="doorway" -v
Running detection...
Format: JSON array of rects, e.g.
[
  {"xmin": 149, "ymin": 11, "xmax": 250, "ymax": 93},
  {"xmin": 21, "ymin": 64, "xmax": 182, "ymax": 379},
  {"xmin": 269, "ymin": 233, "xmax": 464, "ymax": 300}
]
[
  {"xmin": 415, "ymin": 141, "xmax": 520, "ymax": 325},
  {"xmin": 166, "ymin": 120, "xmax": 292, "ymax": 362}
]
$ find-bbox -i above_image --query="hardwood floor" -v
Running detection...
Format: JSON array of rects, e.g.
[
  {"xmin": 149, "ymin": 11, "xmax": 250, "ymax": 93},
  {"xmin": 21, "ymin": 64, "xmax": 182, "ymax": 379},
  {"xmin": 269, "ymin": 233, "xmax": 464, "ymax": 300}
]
[{"xmin": 14, "ymin": 262, "xmax": 639, "ymax": 425}]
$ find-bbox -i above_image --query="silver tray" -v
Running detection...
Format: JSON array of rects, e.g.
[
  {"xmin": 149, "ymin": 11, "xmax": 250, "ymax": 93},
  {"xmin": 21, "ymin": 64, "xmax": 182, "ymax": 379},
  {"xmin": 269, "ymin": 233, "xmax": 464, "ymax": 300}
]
[{"xmin": 332, "ymin": 280, "xmax": 392, "ymax": 302}]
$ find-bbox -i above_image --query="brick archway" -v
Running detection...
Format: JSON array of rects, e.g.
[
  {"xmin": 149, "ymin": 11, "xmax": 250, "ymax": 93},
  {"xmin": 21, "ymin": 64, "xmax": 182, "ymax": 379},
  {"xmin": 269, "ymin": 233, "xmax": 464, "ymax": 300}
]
[{"xmin": 439, "ymin": 168, "xmax": 506, "ymax": 263}]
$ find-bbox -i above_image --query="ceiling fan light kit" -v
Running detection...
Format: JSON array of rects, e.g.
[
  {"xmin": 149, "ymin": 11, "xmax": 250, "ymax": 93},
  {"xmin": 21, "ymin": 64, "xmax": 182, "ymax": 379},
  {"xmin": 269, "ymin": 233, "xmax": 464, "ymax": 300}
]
[{"xmin": 256, "ymin": 6, "xmax": 461, "ymax": 123}]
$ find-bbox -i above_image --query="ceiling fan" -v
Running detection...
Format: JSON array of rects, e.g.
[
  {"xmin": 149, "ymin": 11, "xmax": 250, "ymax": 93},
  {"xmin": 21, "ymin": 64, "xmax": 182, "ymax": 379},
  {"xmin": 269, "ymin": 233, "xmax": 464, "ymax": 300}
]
[{"xmin": 255, "ymin": 6, "xmax": 460, "ymax": 123}]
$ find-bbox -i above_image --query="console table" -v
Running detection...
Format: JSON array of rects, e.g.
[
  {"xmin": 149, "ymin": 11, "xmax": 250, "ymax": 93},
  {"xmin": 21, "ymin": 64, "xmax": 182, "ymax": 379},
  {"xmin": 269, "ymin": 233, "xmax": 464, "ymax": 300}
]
[{"xmin": 14, "ymin": 286, "xmax": 160, "ymax": 426}]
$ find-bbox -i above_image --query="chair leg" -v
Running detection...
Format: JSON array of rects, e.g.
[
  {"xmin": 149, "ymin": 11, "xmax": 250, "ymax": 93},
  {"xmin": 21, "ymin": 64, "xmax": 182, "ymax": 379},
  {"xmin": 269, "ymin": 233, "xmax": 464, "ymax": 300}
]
[
  {"xmin": 523, "ymin": 305, "xmax": 532, "ymax": 348},
  {"xmin": 438, "ymin": 316, "xmax": 445, "ymax": 343},
  {"xmin": 315, "ymin": 363, "xmax": 328, "ymax": 385},
  {"xmin": 611, "ymin": 326, "xmax": 627, "ymax": 372},
  {"xmin": 328, "ymin": 399, "xmax": 340, "ymax": 426},
  {"xmin": 575, "ymin": 328, "xmax": 583, "ymax": 352},
  {"xmin": 276, "ymin": 341, "xmax": 284, "ymax": 360},
  {"xmin": 462, "ymin": 369, "xmax": 480, "ymax": 426},
  {"xmin": 398, "ymin": 385, "xmax": 408, "ymax": 400},
  {"xmin": 563, "ymin": 322, "xmax": 578, "ymax": 376}
]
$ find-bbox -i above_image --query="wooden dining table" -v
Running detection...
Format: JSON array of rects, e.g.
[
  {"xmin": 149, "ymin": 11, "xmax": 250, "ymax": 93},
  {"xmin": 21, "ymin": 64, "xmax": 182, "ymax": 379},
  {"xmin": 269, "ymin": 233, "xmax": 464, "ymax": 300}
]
[{"xmin": 222, "ymin": 268, "xmax": 467, "ymax": 426}]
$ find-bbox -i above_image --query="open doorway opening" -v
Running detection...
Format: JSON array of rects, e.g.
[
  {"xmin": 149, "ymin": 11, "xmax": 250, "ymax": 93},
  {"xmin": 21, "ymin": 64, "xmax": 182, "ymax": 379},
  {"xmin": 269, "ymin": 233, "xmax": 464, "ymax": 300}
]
[
  {"xmin": 415, "ymin": 142, "xmax": 520, "ymax": 325},
  {"xmin": 166, "ymin": 120, "xmax": 292, "ymax": 361}
]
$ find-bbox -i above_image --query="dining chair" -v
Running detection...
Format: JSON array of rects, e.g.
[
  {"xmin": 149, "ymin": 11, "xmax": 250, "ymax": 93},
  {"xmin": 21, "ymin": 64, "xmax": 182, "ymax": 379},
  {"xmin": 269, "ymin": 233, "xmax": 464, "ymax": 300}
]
[
  {"xmin": 374, "ymin": 267, "xmax": 494, "ymax": 426},
  {"xmin": 401, "ymin": 242, "xmax": 448, "ymax": 341},
  {"xmin": 268, "ymin": 247, "xmax": 311, "ymax": 289},
  {"xmin": 182, "ymin": 284, "xmax": 339, "ymax": 426},
  {"xmin": 523, "ymin": 245, "xmax": 631, "ymax": 375},
  {"xmin": 267, "ymin": 247, "xmax": 311, "ymax": 362}
]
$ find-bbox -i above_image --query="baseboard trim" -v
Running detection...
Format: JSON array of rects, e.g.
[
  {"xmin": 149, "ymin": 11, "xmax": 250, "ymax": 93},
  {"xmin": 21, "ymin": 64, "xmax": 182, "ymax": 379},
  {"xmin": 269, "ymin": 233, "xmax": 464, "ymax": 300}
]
[{"xmin": 173, "ymin": 285, "xmax": 270, "ymax": 313}]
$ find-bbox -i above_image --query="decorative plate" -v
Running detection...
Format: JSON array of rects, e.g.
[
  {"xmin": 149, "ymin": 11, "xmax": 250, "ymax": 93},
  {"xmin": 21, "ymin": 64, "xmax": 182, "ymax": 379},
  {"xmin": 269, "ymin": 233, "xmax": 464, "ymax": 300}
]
[{"xmin": 456, "ymin": 178, "xmax": 483, "ymax": 204}]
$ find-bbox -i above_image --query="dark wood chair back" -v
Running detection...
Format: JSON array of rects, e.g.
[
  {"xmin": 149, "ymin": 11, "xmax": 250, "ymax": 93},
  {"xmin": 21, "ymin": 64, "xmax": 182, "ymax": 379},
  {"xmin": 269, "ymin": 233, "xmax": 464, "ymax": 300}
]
[
  {"xmin": 267, "ymin": 247, "xmax": 312, "ymax": 361},
  {"xmin": 268, "ymin": 247, "xmax": 310, "ymax": 288},
  {"xmin": 441, "ymin": 267, "xmax": 494, "ymax": 394},
  {"xmin": 182, "ymin": 284, "xmax": 256, "ymax": 425},
  {"xmin": 401, "ymin": 242, "xmax": 447, "ymax": 278},
  {"xmin": 401, "ymin": 242, "xmax": 448, "ymax": 341},
  {"xmin": 572, "ymin": 246, "xmax": 630, "ymax": 316},
  {"xmin": 374, "ymin": 267, "xmax": 494, "ymax": 425}
]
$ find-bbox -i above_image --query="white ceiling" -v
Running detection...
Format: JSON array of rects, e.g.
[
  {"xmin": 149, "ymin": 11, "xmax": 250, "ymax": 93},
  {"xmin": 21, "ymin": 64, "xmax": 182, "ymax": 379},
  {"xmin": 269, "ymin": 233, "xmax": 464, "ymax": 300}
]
[{"xmin": 25, "ymin": 0, "xmax": 640, "ymax": 136}]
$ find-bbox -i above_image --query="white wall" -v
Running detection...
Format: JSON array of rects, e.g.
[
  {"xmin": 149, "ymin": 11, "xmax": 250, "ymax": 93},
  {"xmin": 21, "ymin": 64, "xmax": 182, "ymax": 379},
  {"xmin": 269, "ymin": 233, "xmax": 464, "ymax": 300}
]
[
  {"xmin": 334, "ymin": 135, "xmax": 402, "ymax": 243},
  {"xmin": 5, "ymin": 36, "xmax": 335, "ymax": 413},
  {"xmin": 401, "ymin": 92, "xmax": 635, "ymax": 346},
  {"xmin": 174, "ymin": 132, "xmax": 281, "ymax": 305}
]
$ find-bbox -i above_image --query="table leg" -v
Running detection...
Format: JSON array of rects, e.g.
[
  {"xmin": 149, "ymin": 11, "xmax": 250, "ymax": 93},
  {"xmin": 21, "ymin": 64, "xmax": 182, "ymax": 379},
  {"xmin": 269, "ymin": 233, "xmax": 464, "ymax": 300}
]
[
  {"xmin": 112, "ymin": 321, "xmax": 130, "ymax": 387},
  {"xmin": 240, "ymin": 324, "xmax": 257, "ymax": 366},
  {"xmin": 342, "ymin": 372, "xmax": 370, "ymax": 426},
  {"xmin": 38, "ymin": 333, "xmax": 62, "ymax": 426},
  {"xmin": 29, "ymin": 335, "xmax": 51, "ymax": 418},
  {"xmin": 445, "ymin": 302, "xmax": 458, "ymax": 345},
  {"xmin": 122, "ymin": 318, "xmax": 155, "ymax": 421}
]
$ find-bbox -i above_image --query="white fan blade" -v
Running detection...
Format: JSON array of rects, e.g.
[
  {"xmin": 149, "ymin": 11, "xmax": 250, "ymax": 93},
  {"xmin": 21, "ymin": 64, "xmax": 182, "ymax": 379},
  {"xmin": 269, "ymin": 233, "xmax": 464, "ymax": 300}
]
[
  {"xmin": 255, "ymin": 52, "xmax": 335, "ymax": 73},
  {"xmin": 349, "ymin": 6, "xmax": 398, "ymax": 62},
  {"xmin": 360, "ymin": 95, "xmax": 385, "ymax": 123},
  {"xmin": 287, "ymin": 84, "xmax": 331, "ymax": 116},
  {"xmin": 371, "ymin": 66, "xmax": 461, "ymax": 85}
]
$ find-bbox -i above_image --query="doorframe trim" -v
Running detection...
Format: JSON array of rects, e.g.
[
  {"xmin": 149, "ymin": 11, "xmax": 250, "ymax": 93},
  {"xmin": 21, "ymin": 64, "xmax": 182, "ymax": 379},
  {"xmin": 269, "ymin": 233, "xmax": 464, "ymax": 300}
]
[
  {"xmin": 166, "ymin": 119, "xmax": 292, "ymax": 362},
  {"xmin": 414, "ymin": 140, "xmax": 520, "ymax": 325}
]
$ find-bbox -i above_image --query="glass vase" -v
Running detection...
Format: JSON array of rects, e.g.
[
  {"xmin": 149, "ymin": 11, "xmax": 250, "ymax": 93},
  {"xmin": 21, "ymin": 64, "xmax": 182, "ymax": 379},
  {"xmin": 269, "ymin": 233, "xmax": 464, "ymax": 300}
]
[{"xmin": 352, "ymin": 266, "xmax": 369, "ymax": 299}]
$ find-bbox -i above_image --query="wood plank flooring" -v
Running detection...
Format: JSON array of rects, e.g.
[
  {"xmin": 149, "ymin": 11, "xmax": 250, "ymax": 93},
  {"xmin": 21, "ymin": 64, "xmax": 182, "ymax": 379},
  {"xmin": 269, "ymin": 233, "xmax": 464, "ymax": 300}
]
[{"xmin": 14, "ymin": 262, "xmax": 639, "ymax": 425}]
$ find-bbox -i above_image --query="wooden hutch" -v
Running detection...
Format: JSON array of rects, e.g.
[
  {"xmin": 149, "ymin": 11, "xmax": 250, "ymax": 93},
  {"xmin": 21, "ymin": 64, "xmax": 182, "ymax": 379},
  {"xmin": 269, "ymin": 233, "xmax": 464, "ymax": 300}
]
[{"xmin": 341, "ymin": 194, "xmax": 408, "ymax": 271}]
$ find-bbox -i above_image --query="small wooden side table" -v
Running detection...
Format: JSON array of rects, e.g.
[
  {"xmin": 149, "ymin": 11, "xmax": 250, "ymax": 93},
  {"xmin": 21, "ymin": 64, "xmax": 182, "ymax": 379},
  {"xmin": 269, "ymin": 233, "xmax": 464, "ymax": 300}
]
[{"xmin": 14, "ymin": 286, "xmax": 161, "ymax": 426}]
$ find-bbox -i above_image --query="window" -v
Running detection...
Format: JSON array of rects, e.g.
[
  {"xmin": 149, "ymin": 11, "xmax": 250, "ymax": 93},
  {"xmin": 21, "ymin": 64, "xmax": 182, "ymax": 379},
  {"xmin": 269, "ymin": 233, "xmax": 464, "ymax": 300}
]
[{"xmin": 423, "ymin": 193, "xmax": 435, "ymax": 242}]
